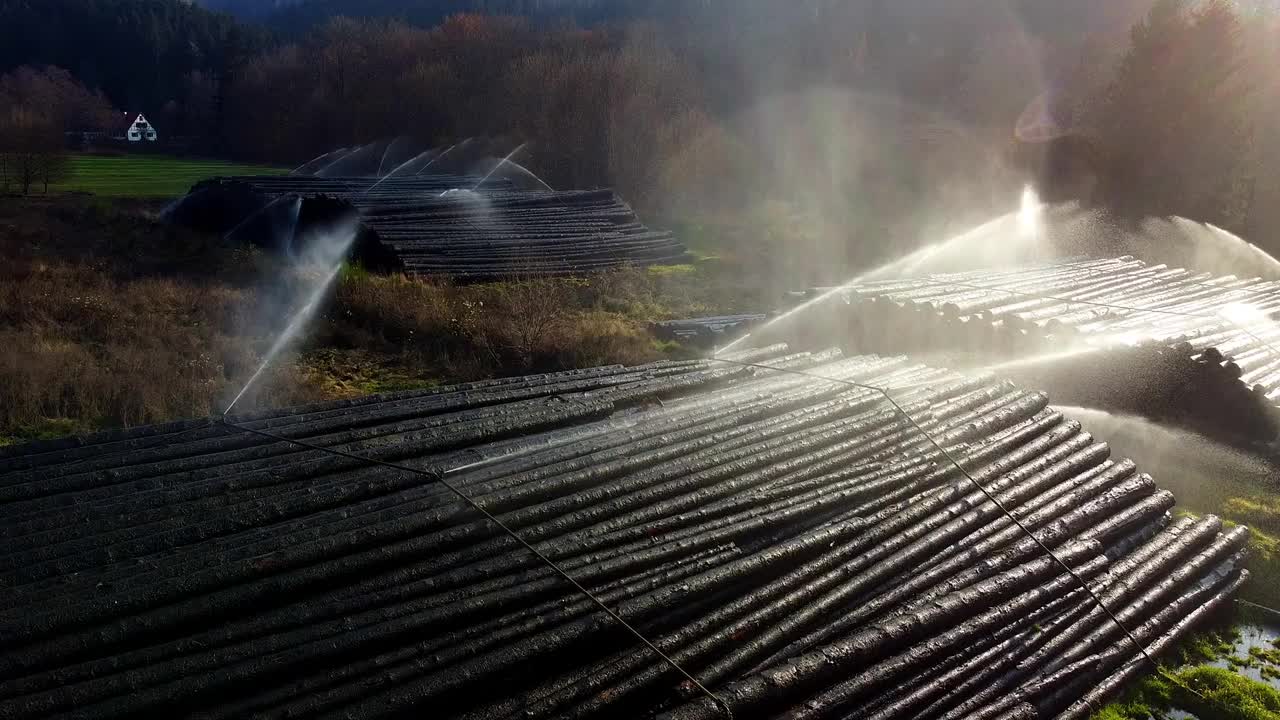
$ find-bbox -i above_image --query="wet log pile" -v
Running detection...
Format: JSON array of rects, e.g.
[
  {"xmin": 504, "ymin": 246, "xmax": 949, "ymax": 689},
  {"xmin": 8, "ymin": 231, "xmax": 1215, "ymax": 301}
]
[
  {"xmin": 168, "ymin": 175, "xmax": 687, "ymax": 278},
  {"xmin": 653, "ymin": 314, "xmax": 770, "ymax": 347},
  {"xmin": 0, "ymin": 346, "xmax": 1250, "ymax": 719},
  {"xmin": 763, "ymin": 257, "xmax": 1280, "ymax": 447}
]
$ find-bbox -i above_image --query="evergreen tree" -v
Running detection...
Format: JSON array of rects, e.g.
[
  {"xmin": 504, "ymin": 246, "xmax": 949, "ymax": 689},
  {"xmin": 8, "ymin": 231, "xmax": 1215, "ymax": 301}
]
[
  {"xmin": 1098, "ymin": 0, "xmax": 1254, "ymax": 228},
  {"xmin": 1241, "ymin": 8, "xmax": 1280, "ymax": 245},
  {"xmin": 1181, "ymin": 0, "xmax": 1252, "ymax": 226}
]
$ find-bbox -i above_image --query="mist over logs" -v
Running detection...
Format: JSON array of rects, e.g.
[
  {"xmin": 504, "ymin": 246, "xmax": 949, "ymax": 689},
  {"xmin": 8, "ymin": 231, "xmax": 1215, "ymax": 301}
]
[
  {"xmin": 754, "ymin": 257, "xmax": 1280, "ymax": 448},
  {"xmin": 167, "ymin": 174, "xmax": 687, "ymax": 279}
]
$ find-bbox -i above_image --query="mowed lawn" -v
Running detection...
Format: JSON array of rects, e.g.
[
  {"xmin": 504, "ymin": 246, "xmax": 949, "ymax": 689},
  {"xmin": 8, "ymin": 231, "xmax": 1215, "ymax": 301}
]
[{"xmin": 51, "ymin": 154, "xmax": 287, "ymax": 198}]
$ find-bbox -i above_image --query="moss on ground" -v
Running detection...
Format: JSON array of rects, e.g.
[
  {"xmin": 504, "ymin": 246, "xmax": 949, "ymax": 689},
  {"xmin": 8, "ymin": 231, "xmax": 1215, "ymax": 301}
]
[
  {"xmin": 1097, "ymin": 666, "xmax": 1280, "ymax": 720},
  {"xmin": 646, "ymin": 263, "xmax": 697, "ymax": 276},
  {"xmin": 0, "ymin": 417, "xmax": 98, "ymax": 446},
  {"xmin": 650, "ymin": 338, "xmax": 684, "ymax": 355},
  {"xmin": 1095, "ymin": 625, "xmax": 1280, "ymax": 720}
]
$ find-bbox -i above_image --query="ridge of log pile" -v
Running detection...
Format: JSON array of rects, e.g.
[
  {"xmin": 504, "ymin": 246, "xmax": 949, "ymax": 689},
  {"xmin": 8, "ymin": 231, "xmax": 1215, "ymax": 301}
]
[
  {"xmin": 0, "ymin": 345, "xmax": 1250, "ymax": 719},
  {"xmin": 167, "ymin": 175, "xmax": 688, "ymax": 278}
]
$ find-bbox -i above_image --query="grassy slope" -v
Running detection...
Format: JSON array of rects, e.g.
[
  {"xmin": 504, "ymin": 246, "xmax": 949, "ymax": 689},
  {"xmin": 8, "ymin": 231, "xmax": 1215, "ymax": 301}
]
[{"xmin": 49, "ymin": 154, "xmax": 286, "ymax": 198}]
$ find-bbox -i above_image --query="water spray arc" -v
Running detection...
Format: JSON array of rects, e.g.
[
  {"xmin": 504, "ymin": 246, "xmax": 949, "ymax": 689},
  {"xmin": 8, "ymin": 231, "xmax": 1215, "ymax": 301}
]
[
  {"xmin": 494, "ymin": 158, "xmax": 553, "ymax": 192},
  {"xmin": 224, "ymin": 222, "xmax": 359, "ymax": 416},
  {"xmin": 224, "ymin": 195, "xmax": 292, "ymax": 242},
  {"xmin": 1204, "ymin": 222, "xmax": 1280, "ymax": 278},
  {"xmin": 363, "ymin": 150, "xmax": 439, "ymax": 195},
  {"xmin": 316, "ymin": 144, "xmax": 373, "ymax": 178},
  {"xmin": 291, "ymin": 148, "xmax": 349, "ymax": 176},
  {"xmin": 376, "ymin": 138, "xmax": 407, "ymax": 178},
  {"xmin": 716, "ymin": 186, "xmax": 1049, "ymax": 357},
  {"xmin": 159, "ymin": 186, "xmax": 211, "ymax": 221},
  {"xmin": 1017, "ymin": 184, "xmax": 1044, "ymax": 242},
  {"xmin": 472, "ymin": 143, "xmax": 527, "ymax": 191},
  {"xmin": 716, "ymin": 278, "xmax": 865, "ymax": 357},
  {"xmin": 415, "ymin": 138, "xmax": 472, "ymax": 176},
  {"xmin": 314, "ymin": 146, "xmax": 363, "ymax": 176},
  {"xmin": 282, "ymin": 197, "xmax": 302, "ymax": 259}
]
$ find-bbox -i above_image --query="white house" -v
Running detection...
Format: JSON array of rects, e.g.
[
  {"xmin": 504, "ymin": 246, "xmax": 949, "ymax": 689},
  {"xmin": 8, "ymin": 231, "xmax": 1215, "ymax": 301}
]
[{"xmin": 126, "ymin": 114, "xmax": 158, "ymax": 142}]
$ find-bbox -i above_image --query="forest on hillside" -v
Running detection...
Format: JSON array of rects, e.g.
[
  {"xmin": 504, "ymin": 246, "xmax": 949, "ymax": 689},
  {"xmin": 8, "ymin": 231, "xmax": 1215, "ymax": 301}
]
[
  {"xmin": 2, "ymin": 0, "xmax": 1279, "ymax": 264},
  {"xmin": 198, "ymin": 0, "xmax": 1159, "ymax": 37}
]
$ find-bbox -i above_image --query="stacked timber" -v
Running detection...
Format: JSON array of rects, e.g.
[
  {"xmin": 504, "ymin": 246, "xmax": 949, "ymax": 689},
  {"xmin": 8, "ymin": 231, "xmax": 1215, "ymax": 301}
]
[
  {"xmin": 169, "ymin": 175, "xmax": 687, "ymax": 278},
  {"xmin": 759, "ymin": 257, "xmax": 1280, "ymax": 447},
  {"xmin": 652, "ymin": 314, "xmax": 770, "ymax": 346},
  {"xmin": 0, "ymin": 347, "xmax": 1249, "ymax": 719}
]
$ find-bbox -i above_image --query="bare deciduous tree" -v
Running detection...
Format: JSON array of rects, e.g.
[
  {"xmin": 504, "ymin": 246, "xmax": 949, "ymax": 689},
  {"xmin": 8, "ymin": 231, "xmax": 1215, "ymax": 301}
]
[
  {"xmin": 0, "ymin": 66, "xmax": 113, "ymax": 195},
  {"xmin": 0, "ymin": 110, "xmax": 63, "ymax": 195}
]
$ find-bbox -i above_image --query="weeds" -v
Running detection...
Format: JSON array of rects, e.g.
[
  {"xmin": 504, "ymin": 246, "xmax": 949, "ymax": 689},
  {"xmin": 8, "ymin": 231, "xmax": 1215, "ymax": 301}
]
[
  {"xmin": 0, "ymin": 196, "xmax": 742, "ymax": 439},
  {"xmin": 1225, "ymin": 497, "xmax": 1280, "ymax": 537},
  {"xmin": 0, "ymin": 252, "xmax": 327, "ymax": 434},
  {"xmin": 323, "ymin": 271, "xmax": 660, "ymax": 378}
]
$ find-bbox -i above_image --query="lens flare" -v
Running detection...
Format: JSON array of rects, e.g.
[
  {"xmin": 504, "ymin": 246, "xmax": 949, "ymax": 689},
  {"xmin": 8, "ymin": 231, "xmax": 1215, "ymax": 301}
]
[
  {"xmin": 1018, "ymin": 184, "xmax": 1043, "ymax": 240},
  {"xmin": 1221, "ymin": 302, "xmax": 1268, "ymax": 328}
]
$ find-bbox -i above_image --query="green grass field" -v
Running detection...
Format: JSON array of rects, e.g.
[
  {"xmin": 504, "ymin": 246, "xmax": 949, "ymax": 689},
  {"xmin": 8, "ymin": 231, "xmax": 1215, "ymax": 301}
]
[{"xmin": 50, "ymin": 154, "xmax": 287, "ymax": 198}]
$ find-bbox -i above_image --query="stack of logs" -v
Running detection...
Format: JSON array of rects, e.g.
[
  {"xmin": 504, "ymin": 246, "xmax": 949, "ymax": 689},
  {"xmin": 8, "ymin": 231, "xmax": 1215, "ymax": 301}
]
[
  {"xmin": 652, "ymin": 314, "xmax": 770, "ymax": 347},
  {"xmin": 759, "ymin": 257, "xmax": 1280, "ymax": 447},
  {"xmin": 0, "ymin": 346, "xmax": 1249, "ymax": 719},
  {"xmin": 169, "ymin": 175, "xmax": 687, "ymax": 278}
]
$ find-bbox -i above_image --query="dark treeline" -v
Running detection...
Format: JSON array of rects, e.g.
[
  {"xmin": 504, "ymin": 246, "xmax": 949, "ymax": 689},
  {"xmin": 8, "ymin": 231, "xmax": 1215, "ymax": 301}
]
[
  {"xmin": 0, "ymin": 66, "xmax": 114, "ymax": 193},
  {"xmin": 1092, "ymin": 0, "xmax": 1272, "ymax": 234},
  {"xmin": 200, "ymin": 0, "xmax": 1155, "ymax": 41},
  {"xmin": 220, "ymin": 0, "xmax": 1279, "ymax": 242},
  {"xmin": 3, "ymin": 0, "xmax": 1280, "ymax": 258},
  {"xmin": 0, "ymin": 0, "xmax": 267, "ymax": 135},
  {"xmin": 224, "ymin": 17, "xmax": 745, "ymax": 213}
]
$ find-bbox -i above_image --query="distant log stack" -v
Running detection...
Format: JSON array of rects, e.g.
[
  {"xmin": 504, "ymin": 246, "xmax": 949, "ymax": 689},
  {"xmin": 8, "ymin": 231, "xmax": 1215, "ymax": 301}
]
[
  {"xmin": 754, "ymin": 257, "xmax": 1280, "ymax": 448},
  {"xmin": 652, "ymin": 314, "xmax": 770, "ymax": 347},
  {"xmin": 167, "ymin": 175, "xmax": 688, "ymax": 279},
  {"xmin": 0, "ymin": 346, "xmax": 1249, "ymax": 719}
]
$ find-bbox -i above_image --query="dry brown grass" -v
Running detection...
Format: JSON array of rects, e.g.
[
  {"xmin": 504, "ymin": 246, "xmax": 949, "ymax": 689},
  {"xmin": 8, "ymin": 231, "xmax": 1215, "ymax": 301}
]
[
  {"xmin": 0, "ymin": 196, "xmax": 725, "ymax": 442},
  {"xmin": 0, "ymin": 238, "xmax": 327, "ymax": 438},
  {"xmin": 323, "ymin": 271, "xmax": 660, "ymax": 379}
]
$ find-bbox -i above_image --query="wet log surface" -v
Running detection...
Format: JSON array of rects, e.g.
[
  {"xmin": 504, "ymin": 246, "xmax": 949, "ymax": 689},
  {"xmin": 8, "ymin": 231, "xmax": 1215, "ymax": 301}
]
[
  {"xmin": 761, "ymin": 256, "xmax": 1280, "ymax": 449},
  {"xmin": 0, "ymin": 346, "xmax": 1250, "ymax": 719}
]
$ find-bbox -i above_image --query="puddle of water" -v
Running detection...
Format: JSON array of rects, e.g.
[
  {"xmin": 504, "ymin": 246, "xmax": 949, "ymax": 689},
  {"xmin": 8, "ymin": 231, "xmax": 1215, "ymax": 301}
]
[
  {"xmin": 1211, "ymin": 606, "xmax": 1280, "ymax": 689},
  {"xmin": 1159, "ymin": 606, "xmax": 1280, "ymax": 720}
]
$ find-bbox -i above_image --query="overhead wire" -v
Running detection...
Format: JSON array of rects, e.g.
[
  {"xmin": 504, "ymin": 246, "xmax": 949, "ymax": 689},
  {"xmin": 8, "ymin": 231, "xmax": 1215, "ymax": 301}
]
[
  {"xmin": 704, "ymin": 355, "xmax": 1253, "ymax": 718},
  {"xmin": 217, "ymin": 416, "xmax": 735, "ymax": 719},
  {"xmin": 701, "ymin": 359, "xmax": 1165, "ymax": 666}
]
